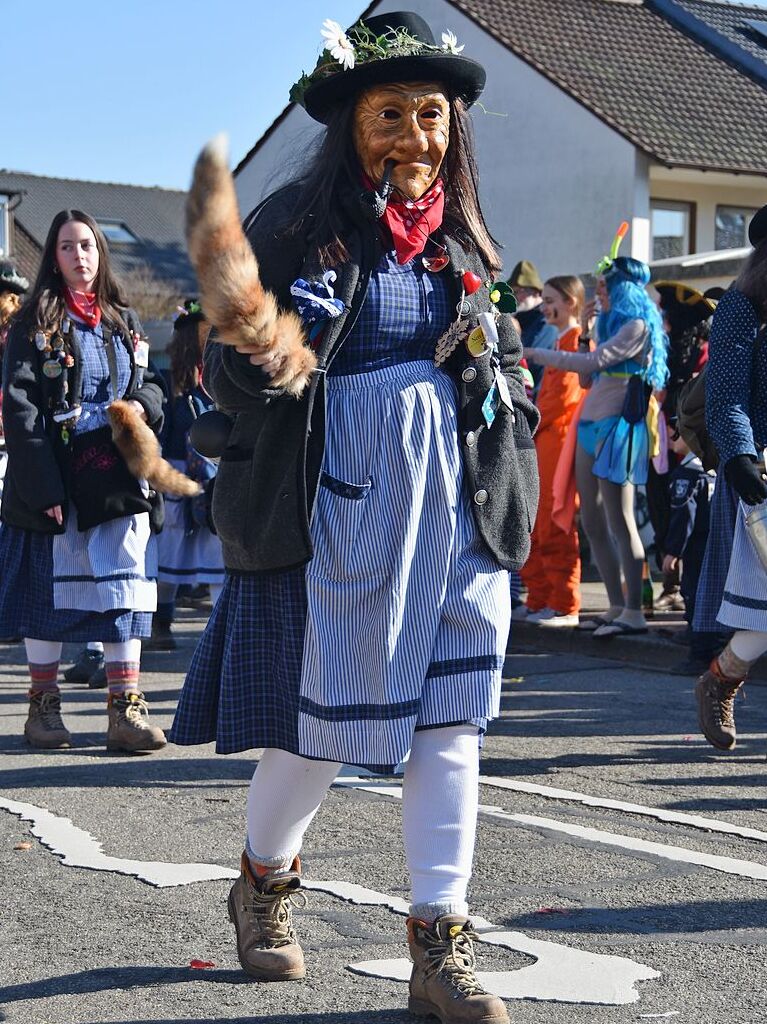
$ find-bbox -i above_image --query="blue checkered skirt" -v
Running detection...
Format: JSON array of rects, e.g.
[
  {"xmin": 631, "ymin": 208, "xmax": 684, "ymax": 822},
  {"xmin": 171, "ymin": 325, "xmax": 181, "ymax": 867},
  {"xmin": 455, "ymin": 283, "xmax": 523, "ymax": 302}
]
[
  {"xmin": 0, "ymin": 524, "xmax": 152, "ymax": 641},
  {"xmin": 170, "ymin": 360, "xmax": 510, "ymax": 772}
]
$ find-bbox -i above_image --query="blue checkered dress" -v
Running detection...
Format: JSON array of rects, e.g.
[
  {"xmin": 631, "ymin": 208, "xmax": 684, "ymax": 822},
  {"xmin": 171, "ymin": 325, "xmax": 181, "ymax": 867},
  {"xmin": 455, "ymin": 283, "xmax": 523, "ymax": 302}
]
[
  {"xmin": 170, "ymin": 252, "xmax": 511, "ymax": 772},
  {"xmin": 0, "ymin": 319, "xmax": 153, "ymax": 642}
]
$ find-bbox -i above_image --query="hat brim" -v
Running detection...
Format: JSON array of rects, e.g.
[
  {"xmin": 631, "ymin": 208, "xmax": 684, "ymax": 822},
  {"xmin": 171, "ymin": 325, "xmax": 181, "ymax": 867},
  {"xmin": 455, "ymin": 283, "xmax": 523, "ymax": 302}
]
[
  {"xmin": 302, "ymin": 53, "xmax": 486, "ymax": 123},
  {"xmin": 655, "ymin": 280, "xmax": 716, "ymax": 328},
  {"xmin": 0, "ymin": 278, "xmax": 28, "ymax": 295}
]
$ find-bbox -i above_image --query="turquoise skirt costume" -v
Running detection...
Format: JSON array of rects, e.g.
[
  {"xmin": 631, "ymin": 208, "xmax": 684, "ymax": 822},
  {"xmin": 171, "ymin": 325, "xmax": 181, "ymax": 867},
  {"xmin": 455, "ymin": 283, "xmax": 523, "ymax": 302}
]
[{"xmin": 170, "ymin": 253, "xmax": 511, "ymax": 772}]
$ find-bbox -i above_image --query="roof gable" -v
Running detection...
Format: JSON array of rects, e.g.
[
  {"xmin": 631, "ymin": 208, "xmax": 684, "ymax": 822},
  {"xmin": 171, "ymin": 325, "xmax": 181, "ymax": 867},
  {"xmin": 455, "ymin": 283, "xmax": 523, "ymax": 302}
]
[
  {"xmin": 0, "ymin": 170, "xmax": 195, "ymax": 289},
  {"xmin": 446, "ymin": 0, "xmax": 767, "ymax": 175}
]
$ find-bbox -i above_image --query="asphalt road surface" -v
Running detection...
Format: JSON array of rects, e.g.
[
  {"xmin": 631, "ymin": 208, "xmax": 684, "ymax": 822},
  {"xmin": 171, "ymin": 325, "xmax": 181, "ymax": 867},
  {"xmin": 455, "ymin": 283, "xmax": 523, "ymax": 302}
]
[{"xmin": 1, "ymin": 606, "xmax": 766, "ymax": 1024}]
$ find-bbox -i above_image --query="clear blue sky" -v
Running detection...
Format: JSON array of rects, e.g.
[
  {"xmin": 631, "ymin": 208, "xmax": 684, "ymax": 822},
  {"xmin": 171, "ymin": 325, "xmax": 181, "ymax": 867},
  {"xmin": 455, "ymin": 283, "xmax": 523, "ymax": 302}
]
[
  {"xmin": 5, "ymin": 0, "xmax": 365, "ymax": 190},
  {"xmin": 7, "ymin": 0, "xmax": 767, "ymax": 191}
]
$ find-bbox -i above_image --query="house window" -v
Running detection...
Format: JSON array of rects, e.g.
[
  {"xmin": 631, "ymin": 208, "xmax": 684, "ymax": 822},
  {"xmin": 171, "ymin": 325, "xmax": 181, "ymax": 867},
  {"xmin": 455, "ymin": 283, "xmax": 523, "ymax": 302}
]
[
  {"xmin": 715, "ymin": 205, "xmax": 757, "ymax": 250},
  {"xmin": 651, "ymin": 200, "xmax": 693, "ymax": 260},
  {"xmin": 0, "ymin": 195, "xmax": 8, "ymax": 257},
  {"xmin": 96, "ymin": 220, "xmax": 138, "ymax": 244}
]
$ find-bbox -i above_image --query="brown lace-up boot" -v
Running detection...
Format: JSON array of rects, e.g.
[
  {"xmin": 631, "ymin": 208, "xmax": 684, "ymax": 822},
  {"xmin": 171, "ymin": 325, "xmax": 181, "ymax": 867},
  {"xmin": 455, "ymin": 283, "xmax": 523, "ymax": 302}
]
[
  {"xmin": 24, "ymin": 691, "xmax": 72, "ymax": 749},
  {"xmin": 407, "ymin": 915, "xmax": 509, "ymax": 1024},
  {"xmin": 695, "ymin": 643, "xmax": 751, "ymax": 750},
  {"xmin": 228, "ymin": 852, "xmax": 306, "ymax": 981},
  {"xmin": 106, "ymin": 692, "xmax": 167, "ymax": 753}
]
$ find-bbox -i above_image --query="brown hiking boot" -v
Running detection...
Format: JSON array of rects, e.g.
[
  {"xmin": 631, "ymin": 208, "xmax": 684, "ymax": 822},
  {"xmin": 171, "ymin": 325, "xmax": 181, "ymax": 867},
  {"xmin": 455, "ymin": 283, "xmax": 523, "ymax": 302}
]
[
  {"xmin": 407, "ymin": 915, "xmax": 509, "ymax": 1024},
  {"xmin": 24, "ymin": 691, "xmax": 71, "ymax": 749},
  {"xmin": 106, "ymin": 692, "xmax": 167, "ymax": 753},
  {"xmin": 696, "ymin": 656, "xmax": 746, "ymax": 751},
  {"xmin": 227, "ymin": 852, "xmax": 306, "ymax": 981}
]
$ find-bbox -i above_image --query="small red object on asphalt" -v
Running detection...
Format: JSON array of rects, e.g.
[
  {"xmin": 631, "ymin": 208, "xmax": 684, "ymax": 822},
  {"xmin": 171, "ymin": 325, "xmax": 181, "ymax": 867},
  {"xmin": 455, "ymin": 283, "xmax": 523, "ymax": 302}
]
[
  {"xmin": 189, "ymin": 959, "xmax": 216, "ymax": 969},
  {"xmin": 536, "ymin": 907, "xmax": 570, "ymax": 915},
  {"xmin": 461, "ymin": 271, "xmax": 483, "ymax": 295}
]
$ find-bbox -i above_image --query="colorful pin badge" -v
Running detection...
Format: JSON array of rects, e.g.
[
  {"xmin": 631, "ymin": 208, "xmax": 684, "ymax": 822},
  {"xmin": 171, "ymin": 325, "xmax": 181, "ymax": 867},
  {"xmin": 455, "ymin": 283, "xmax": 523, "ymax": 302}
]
[
  {"xmin": 461, "ymin": 270, "xmax": 483, "ymax": 295},
  {"xmin": 42, "ymin": 359, "xmax": 63, "ymax": 379},
  {"xmin": 489, "ymin": 281, "xmax": 517, "ymax": 314}
]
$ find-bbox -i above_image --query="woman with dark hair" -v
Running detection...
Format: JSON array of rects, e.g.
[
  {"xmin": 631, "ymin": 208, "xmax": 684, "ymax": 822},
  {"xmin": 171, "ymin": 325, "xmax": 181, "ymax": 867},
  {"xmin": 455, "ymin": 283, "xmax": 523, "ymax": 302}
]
[
  {"xmin": 170, "ymin": 12, "xmax": 538, "ymax": 1021},
  {"xmin": 0, "ymin": 209, "xmax": 167, "ymax": 752},
  {"xmin": 150, "ymin": 301, "xmax": 224, "ymax": 649},
  {"xmin": 696, "ymin": 205, "xmax": 767, "ymax": 751},
  {"xmin": 524, "ymin": 253, "xmax": 669, "ymax": 638}
]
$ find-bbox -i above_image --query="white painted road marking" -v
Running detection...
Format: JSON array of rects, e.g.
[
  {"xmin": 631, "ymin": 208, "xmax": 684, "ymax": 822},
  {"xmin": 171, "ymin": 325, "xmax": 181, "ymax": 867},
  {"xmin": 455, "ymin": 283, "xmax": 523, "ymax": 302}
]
[
  {"xmin": 479, "ymin": 775, "xmax": 767, "ymax": 844},
  {"xmin": 341, "ymin": 781, "xmax": 767, "ymax": 881},
  {"xmin": 0, "ymin": 796, "xmax": 660, "ymax": 1005}
]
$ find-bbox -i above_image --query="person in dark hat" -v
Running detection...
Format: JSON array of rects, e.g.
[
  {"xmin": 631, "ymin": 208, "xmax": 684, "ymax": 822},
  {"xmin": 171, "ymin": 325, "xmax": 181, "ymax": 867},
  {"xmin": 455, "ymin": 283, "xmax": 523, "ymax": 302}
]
[
  {"xmin": 171, "ymin": 11, "xmax": 539, "ymax": 1022},
  {"xmin": 506, "ymin": 258, "xmax": 556, "ymax": 390},
  {"xmin": 647, "ymin": 281, "xmax": 715, "ymax": 628}
]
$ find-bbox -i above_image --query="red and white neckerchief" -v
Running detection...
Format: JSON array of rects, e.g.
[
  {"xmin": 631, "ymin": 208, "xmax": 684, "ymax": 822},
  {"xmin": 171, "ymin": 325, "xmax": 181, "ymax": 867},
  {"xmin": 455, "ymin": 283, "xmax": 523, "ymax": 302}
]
[
  {"xmin": 64, "ymin": 286, "xmax": 102, "ymax": 328},
  {"xmin": 369, "ymin": 177, "xmax": 446, "ymax": 265}
]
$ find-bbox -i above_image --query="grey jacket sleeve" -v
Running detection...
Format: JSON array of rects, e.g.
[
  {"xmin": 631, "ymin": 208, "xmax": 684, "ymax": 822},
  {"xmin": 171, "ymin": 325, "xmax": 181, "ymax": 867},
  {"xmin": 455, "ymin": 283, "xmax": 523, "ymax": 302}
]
[
  {"xmin": 2, "ymin": 323, "xmax": 67, "ymax": 511},
  {"xmin": 526, "ymin": 319, "xmax": 646, "ymax": 374}
]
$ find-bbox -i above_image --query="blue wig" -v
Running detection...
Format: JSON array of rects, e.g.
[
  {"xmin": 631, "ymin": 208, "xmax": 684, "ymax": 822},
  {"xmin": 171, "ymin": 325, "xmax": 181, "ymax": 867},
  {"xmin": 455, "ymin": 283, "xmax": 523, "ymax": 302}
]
[{"xmin": 597, "ymin": 260, "xmax": 669, "ymax": 389}]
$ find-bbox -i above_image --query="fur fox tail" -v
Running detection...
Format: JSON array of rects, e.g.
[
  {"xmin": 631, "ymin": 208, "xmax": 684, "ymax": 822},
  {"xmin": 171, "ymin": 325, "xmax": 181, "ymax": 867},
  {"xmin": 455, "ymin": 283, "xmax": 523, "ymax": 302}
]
[
  {"xmin": 108, "ymin": 400, "xmax": 201, "ymax": 497},
  {"xmin": 185, "ymin": 134, "xmax": 316, "ymax": 397}
]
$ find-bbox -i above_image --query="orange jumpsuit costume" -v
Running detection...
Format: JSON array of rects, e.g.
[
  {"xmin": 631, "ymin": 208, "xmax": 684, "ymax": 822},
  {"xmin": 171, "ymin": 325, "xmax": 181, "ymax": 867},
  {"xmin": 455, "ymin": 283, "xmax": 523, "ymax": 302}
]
[{"xmin": 521, "ymin": 326, "xmax": 586, "ymax": 615}]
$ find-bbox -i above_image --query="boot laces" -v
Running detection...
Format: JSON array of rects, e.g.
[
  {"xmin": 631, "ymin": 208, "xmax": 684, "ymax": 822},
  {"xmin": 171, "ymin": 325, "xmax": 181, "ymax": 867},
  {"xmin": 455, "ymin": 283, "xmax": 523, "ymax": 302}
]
[
  {"xmin": 710, "ymin": 681, "xmax": 741, "ymax": 729},
  {"xmin": 34, "ymin": 692, "xmax": 65, "ymax": 732},
  {"xmin": 116, "ymin": 693, "xmax": 151, "ymax": 729},
  {"xmin": 245, "ymin": 883, "xmax": 306, "ymax": 948},
  {"xmin": 422, "ymin": 924, "xmax": 486, "ymax": 997}
]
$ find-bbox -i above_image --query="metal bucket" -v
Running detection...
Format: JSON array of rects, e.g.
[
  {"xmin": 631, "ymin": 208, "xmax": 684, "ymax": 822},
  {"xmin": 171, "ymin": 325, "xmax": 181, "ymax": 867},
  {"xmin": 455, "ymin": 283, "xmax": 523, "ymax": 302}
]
[{"xmin": 745, "ymin": 501, "xmax": 767, "ymax": 574}]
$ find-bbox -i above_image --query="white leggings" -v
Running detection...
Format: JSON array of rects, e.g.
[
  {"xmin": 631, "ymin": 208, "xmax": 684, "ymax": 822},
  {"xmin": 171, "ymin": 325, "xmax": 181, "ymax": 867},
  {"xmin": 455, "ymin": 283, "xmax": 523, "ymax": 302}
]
[
  {"xmin": 24, "ymin": 639, "xmax": 141, "ymax": 664},
  {"xmin": 730, "ymin": 631, "xmax": 767, "ymax": 663},
  {"xmin": 247, "ymin": 724, "xmax": 480, "ymax": 919}
]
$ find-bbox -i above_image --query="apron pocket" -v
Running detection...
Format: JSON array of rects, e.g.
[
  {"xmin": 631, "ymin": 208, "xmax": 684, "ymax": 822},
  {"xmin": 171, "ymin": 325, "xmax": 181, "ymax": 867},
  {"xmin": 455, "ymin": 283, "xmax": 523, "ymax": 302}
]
[{"xmin": 308, "ymin": 472, "xmax": 385, "ymax": 582}]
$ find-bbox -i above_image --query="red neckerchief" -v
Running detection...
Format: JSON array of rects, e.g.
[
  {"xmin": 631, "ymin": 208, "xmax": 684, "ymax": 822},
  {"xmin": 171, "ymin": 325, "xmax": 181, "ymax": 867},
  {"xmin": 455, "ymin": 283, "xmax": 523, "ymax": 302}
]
[
  {"xmin": 364, "ymin": 176, "xmax": 445, "ymax": 265},
  {"xmin": 64, "ymin": 286, "xmax": 102, "ymax": 328}
]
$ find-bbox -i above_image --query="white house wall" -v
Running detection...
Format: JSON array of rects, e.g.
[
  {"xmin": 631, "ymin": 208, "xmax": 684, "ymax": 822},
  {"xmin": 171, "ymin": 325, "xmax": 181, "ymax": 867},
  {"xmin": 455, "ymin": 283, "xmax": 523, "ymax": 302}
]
[{"xmin": 235, "ymin": 0, "xmax": 644, "ymax": 278}]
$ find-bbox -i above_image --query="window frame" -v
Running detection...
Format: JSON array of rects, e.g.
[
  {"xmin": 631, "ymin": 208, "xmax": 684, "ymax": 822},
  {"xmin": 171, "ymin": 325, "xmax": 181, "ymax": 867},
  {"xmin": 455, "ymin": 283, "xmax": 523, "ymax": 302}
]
[
  {"xmin": 0, "ymin": 195, "xmax": 9, "ymax": 257},
  {"xmin": 650, "ymin": 198, "xmax": 696, "ymax": 261},
  {"xmin": 714, "ymin": 204, "xmax": 757, "ymax": 251},
  {"xmin": 95, "ymin": 219, "xmax": 139, "ymax": 245}
]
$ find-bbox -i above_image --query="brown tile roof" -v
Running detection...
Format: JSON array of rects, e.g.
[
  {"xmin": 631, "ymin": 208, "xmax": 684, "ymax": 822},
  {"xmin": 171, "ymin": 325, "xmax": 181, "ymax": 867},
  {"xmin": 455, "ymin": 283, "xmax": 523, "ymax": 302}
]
[{"xmin": 447, "ymin": 0, "xmax": 767, "ymax": 175}]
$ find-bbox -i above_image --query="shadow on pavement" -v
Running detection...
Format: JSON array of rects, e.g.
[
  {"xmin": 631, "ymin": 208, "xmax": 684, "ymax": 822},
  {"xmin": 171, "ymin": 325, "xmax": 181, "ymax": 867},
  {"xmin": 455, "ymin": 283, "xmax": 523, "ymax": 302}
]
[
  {"xmin": 501, "ymin": 898, "xmax": 767, "ymax": 934},
  {"xmin": 0, "ymin": 755, "xmax": 255, "ymax": 789}
]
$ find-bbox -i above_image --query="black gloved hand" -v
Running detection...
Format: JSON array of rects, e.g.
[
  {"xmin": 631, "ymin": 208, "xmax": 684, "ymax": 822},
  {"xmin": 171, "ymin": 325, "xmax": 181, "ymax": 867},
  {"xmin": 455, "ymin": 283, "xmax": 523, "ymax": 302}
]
[{"xmin": 724, "ymin": 454, "xmax": 767, "ymax": 505}]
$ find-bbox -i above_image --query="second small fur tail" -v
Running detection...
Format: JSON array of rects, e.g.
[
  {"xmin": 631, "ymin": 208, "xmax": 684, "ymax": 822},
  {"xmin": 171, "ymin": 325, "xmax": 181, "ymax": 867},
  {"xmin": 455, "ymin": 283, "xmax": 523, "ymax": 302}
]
[{"xmin": 108, "ymin": 400, "xmax": 200, "ymax": 496}]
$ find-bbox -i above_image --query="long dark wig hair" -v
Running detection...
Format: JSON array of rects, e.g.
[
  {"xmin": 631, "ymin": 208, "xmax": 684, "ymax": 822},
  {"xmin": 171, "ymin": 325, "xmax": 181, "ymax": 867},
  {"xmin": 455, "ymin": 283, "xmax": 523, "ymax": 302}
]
[
  {"xmin": 284, "ymin": 93, "xmax": 501, "ymax": 272},
  {"xmin": 735, "ymin": 239, "xmax": 767, "ymax": 319},
  {"xmin": 17, "ymin": 209, "xmax": 130, "ymax": 336},
  {"xmin": 168, "ymin": 311, "xmax": 207, "ymax": 397}
]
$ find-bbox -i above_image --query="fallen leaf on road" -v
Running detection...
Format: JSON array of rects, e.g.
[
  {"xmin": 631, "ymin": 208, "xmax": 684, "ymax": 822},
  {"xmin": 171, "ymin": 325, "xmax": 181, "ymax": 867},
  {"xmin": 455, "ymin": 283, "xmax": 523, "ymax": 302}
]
[
  {"xmin": 536, "ymin": 906, "xmax": 570, "ymax": 915},
  {"xmin": 14, "ymin": 841, "xmax": 33, "ymax": 850},
  {"xmin": 189, "ymin": 959, "xmax": 216, "ymax": 969}
]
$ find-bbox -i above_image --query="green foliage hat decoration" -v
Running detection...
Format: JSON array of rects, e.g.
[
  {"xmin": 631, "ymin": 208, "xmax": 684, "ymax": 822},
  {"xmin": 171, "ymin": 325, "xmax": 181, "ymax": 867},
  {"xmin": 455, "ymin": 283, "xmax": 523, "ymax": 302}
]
[{"xmin": 292, "ymin": 11, "xmax": 486, "ymax": 123}]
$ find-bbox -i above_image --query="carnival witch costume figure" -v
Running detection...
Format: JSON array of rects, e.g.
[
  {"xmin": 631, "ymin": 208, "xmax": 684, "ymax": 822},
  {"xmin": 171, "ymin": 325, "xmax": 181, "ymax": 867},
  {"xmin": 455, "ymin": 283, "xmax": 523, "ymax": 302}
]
[{"xmin": 171, "ymin": 12, "xmax": 538, "ymax": 1022}]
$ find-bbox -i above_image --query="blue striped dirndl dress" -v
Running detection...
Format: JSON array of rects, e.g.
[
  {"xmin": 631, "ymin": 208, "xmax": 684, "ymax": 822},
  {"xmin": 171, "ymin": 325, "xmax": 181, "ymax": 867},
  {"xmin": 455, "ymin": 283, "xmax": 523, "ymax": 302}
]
[
  {"xmin": 170, "ymin": 252, "xmax": 511, "ymax": 772},
  {"xmin": 0, "ymin": 319, "xmax": 155, "ymax": 642},
  {"xmin": 717, "ymin": 498, "xmax": 767, "ymax": 631}
]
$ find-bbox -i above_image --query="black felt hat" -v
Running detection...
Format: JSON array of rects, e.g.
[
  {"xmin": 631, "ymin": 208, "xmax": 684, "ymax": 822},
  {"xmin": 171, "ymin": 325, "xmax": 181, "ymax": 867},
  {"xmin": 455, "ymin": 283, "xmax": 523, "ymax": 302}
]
[
  {"xmin": 655, "ymin": 280, "xmax": 716, "ymax": 334},
  {"xmin": 748, "ymin": 204, "xmax": 767, "ymax": 247},
  {"xmin": 294, "ymin": 11, "xmax": 486, "ymax": 124},
  {"xmin": 0, "ymin": 260, "xmax": 29, "ymax": 295}
]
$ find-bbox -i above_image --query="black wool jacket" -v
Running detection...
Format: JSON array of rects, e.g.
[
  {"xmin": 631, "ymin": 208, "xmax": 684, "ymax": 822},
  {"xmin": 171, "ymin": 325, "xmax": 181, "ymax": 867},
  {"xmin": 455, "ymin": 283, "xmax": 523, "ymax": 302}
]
[
  {"xmin": 1, "ymin": 310, "xmax": 165, "ymax": 534},
  {"xmin": 205, "ymin": 186, "xmax": 540, "ymax": 574}
]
